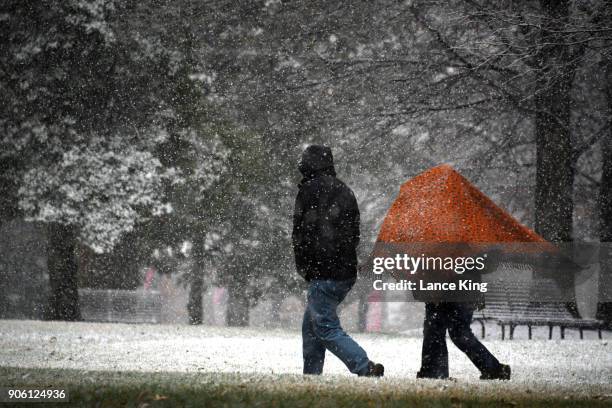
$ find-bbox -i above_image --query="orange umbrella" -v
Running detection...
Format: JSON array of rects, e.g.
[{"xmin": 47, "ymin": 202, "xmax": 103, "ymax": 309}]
[
  {"xmin": 370, "ymin": 164, "xmax": 563, "ymax": 276},
  {"xmin": 370, "ymin": 165, "xmax": 570, "ymax": 304},
  {"xmin": 377, "ymin": 164, "xmax": 547, "ymax": 245}
]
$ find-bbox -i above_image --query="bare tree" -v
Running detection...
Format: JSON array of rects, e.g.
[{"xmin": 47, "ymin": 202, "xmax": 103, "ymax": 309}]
[{"xmin": 597, "ymin": 55, "xmax": 612, "ymax": 326}]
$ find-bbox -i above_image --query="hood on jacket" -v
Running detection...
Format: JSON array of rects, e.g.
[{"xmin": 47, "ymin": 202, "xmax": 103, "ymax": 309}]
[{"xmin": 298, "ymin": 145, "xmax": 336, "ymax": 180}]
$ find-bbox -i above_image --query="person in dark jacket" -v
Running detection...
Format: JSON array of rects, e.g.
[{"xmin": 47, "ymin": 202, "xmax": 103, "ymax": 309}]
[{"xmin": 292, "ymin": 145, "xmax": 383, "ymax": 377}]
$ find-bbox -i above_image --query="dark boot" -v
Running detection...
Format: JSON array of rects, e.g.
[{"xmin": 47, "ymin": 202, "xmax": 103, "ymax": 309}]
[
  {"xmin": 360, "ymin": 361, "xmax": 384, "ymax": 377},
  {"xmin": 480, "ymin": 364, "xmax": 511, "ymax": 380}
]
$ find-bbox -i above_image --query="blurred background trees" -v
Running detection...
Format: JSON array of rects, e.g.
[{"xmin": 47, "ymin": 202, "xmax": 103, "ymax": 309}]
[{"xmin": 1, "ymin": 0, "xmax": 611, "ymax": 326}]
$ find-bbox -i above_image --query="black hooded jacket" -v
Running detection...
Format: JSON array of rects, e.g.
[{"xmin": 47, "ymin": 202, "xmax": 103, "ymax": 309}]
[{"xmin": 292, "ymin": 145, "xmax": 360, "ymax": 281}]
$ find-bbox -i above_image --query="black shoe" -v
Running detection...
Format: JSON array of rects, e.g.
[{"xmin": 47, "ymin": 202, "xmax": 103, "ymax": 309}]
[
  {"xmin": 361, "ymin": 361, "xmax": 384, "ymax": 377},
  {"xmin": 480, "ymin": 364, "xmax": 511, "ymax": 380}
]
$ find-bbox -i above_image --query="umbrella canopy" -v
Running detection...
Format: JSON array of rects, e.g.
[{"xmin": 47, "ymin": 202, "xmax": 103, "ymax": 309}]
[
  {"xmin": 371, "ymin": 165, "xmax": 575, "ymax": 306},
  {"xmin": 377, "ymin": 164, "xmax": 547, "ymax": 245}
]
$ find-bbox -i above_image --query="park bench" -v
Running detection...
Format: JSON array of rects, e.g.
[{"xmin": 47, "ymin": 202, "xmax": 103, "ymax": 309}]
[
  {"xmin": 473, "ymin": 278, "xmax": 605, "ymax": 340},
  {"xmin": 79, "ymin": 288, "xmax": 162, "ymax": 324}
]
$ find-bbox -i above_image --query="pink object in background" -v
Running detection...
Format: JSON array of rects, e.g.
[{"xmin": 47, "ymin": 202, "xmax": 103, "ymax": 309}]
[
  {"xmin": 212, "ymin": 287, "xmax": 227, "ymax": 305},
  {"xmin": 143, "ymin": 267, "xmax": 156, "ymax": 290},
  {"xmin": 366, "ymin": 290, "xmax": 383, "ymax": 332}
]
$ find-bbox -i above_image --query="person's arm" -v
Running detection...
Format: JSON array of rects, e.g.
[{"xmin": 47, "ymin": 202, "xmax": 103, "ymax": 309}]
[
  {"xmin": 292, "ymin": 186, "xmax": 309, "ymax": 280},
  {"xmin": 348, "ymin": 190, "xmax": 360, "ymax": 249}
]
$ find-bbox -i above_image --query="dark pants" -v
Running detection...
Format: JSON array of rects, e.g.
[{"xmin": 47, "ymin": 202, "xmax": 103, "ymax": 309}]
[
  {"xmin": 418, "ymin": 302, "xmax": 501, "ymax": 379},
  {"xmin": 302, "ymin": 278, "xmax": 370, "ymax": 375}
]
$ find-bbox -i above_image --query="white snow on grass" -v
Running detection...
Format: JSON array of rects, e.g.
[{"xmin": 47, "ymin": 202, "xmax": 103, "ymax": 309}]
[{"xmin": 0, "ymin": 319, "xmax": 610, "ymax": 393}]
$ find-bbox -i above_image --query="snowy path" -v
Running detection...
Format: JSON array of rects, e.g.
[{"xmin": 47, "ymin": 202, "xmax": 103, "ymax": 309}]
[{"xmin": 0, "ymin": 320, "xmax": 610, "ymax": 392}]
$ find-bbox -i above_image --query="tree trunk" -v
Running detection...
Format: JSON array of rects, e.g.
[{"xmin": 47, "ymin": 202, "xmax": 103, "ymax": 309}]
[
  {"xmin": 266, "ymin": 292, "xmax": 282, "ymax": 329},
  {"xmin": 596, "ymin": 60, "xmax": 612, "ymax": 327},
  {"xmin": 187, "ymin": 270, "xmax": 205, "ymax": 325},
  {"xmin": 226, "ymin": 284, "xmax": 249, "ymax": 326},
  {"xmin": 534, "ymin": 0, "xmax": 573, "ymax": 243},
  {"xmin": 534, "ymin": 0, "xmax": 578, "ymax": 317},
  {"xmin": 47, "ymin": 223, "xmax": 80, "ymax": 321},
  {"xmin": 357, "ymin": 291, "xmax": 369, "ymax": 333}
]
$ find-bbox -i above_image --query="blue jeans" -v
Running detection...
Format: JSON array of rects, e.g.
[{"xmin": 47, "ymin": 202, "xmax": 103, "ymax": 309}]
[{"xmin": 302, "ymin": 278, "xmax": 370, "ymax": 375}]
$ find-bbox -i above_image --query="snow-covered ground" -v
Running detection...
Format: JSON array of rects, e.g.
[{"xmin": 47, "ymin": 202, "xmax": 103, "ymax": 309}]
[{"xmin": 0, "ymin": 319, "xmax": 610, "ymax": 393}]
